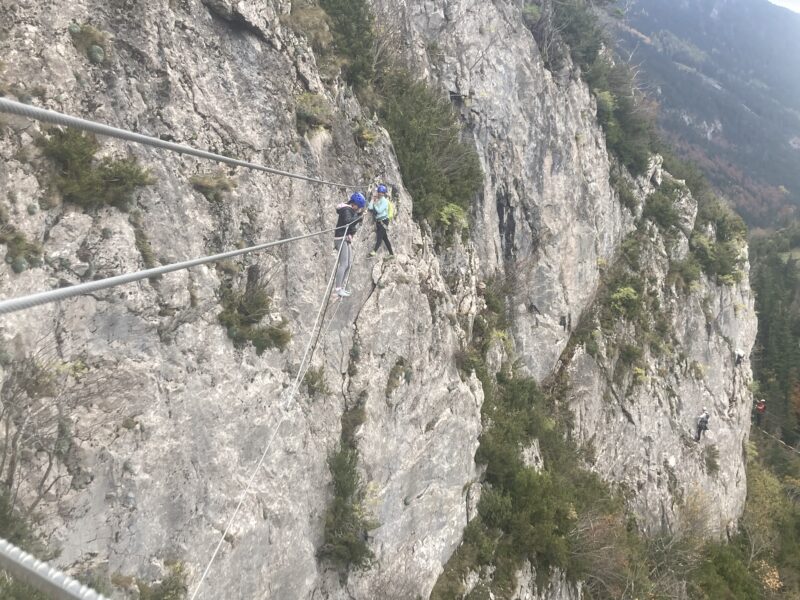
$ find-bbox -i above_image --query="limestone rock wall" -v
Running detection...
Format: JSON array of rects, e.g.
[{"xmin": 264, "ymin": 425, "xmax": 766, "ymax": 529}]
[
  {"xmin": 375, "ymin": 0, "xmax": 633, "ymax": 380},
  {"xmin": 1, "ymin": 1, "xmax": 480, "ymax": 597},
  {"xmin": 0, "ymin": 0, "xmax": 757, "ymax": 599},
  {"xmin": 566, "ymin": 167, "xmax": 757, "ymax": 536}
]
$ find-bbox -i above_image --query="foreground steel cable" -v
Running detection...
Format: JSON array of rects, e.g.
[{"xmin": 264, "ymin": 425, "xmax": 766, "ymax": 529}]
[
  {"xmin": 0, "ymin": 98, "xmax": 359, "ymax": 189},
  {"xmin": 0, "ymin": 537, "xmax": 109, "ymax": 600},
  {"xmin": 0, "ymin": 226, "xmax": 337, "ymax": 315}
]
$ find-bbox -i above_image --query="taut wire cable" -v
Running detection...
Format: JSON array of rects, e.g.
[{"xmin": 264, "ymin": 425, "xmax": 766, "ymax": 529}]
[{"xmin": 0, "ymin": 98, "xmax": 360, "ymax": 189}]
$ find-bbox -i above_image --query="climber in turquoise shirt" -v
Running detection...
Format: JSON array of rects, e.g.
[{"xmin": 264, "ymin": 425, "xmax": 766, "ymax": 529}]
[{"xmin": 368, "ymin": 184, "xmax": 394, "ymax": 257}]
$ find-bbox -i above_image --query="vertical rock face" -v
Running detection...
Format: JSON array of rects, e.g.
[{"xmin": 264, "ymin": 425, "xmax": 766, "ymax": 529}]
[
  {"xmin": 378, "ymin": 0, "xmax": 756, "ymax": 544},
  {"xmin": 374, "ymin": 0, "xmax": 631, "ymax": 380},
  {"xmin": 1, "ymin": 1, "xmax": 481, "ymax": 597},
  {"xmin": 0, "ymin": 1, "xmax": 756, "ymax": 600},
  {"xmin": 566, "ymin": 165, "xmax": 757, "ymax": 536}
]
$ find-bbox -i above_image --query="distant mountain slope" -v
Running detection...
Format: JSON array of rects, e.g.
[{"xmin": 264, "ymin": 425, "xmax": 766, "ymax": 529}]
[{"xmin": 610, "ymin": 0, "xmax": 800, "ymax": 226}]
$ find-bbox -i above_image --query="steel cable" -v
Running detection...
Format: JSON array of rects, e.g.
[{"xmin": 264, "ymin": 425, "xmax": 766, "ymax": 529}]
[
  {"xmin": 0, "ymin": 226, "xmax": 341, "ymax": 315},
  {"xmin": 0, "ymin": 98, "xmax": 360, "ymax": 189},
  {"xmin": 189, "ymin": 222, "xmax": 353, "ymax": 599},
  {"xmin": 0, "ymin": 537, "xmax": 109, "ymax": 600}
]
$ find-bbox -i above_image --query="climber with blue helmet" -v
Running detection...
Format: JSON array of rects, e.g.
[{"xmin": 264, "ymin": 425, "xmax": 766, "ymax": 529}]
[
  {"xmin": 333, "ymin": 192, "xmax": 366, "ymax": 297},
  {"xmin": 368, "ymin": 184, "xmax": 395, "ymax": 258}
]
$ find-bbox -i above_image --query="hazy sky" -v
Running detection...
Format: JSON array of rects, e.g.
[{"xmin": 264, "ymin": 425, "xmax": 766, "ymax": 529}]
[{"xmin": 769, "ymin": 0, "xmax": 800, "ymax": 13}]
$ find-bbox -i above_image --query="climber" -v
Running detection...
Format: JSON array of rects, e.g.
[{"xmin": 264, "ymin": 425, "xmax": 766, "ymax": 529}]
[
  {"xmin": 695, "ymin": 407, "xmax": 710, "ymax": 441},
  {"xmin": 755, "ymin": 398, "xmax": 766, "ymax": 427},
  {"xmin": 368, "ymin": 184, "xmax": 394, "ymax": 258},
  {"xmin": 735, "ymin": 349, "xmax": 744, "ymax": 366},
  {"xmin": 333, "ymin": 192, "xmax": 366, "ymax": 298}
]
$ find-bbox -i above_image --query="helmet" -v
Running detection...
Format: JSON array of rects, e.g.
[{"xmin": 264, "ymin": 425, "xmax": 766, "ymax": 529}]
[
  {"xmin": 349, "ymin": 192, "xmax": 366, "ymax": 208},
  {"xmin": 702, "ymin": 407, "xmax": 707, "ymax": 412},
  {"xmin": 377, "ymin": 184, "xmax": 388, "ymax": 194}
]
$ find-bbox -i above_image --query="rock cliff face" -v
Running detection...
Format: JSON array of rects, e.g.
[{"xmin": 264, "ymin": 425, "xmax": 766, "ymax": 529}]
[
  {"xmin": 379, "ymin": 0, "xmax": 630, "ymax": 381},
  {"xmin": 0, "ymin": 1, "xmax": 756, "ymax": 599},
  {"xmin": 567, "ymin": 167, "xmax": 756, "ymax": 537}
]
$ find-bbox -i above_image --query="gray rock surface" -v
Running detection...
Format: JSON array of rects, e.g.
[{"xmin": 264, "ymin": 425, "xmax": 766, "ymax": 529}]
[
  {"xmin": 567, "ymin": 194, "xmax": 757, "ymax": 535},
  {"xmin": 0, "ymin": 0, "xmax": 756, "ymax": 598},
  {"xmin": 376, "ymin": 0, "xmax": 633, "ymax": 380}
]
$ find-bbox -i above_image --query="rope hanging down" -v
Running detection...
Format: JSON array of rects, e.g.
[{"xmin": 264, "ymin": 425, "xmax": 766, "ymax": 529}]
[
  {"xmin": 0, "ymin": 537, "xmax": 109, "ymax": 600},
  {"xmin": 0, "ymin": 226, "xmax": 339, "ymax": 315},
  {"xmin": 0, "ymin": 98, "xmax": 360, "ymax": 189},
  {"xmin": 189, "ymin": 223, "xmax": 352, "ymax": 599}
]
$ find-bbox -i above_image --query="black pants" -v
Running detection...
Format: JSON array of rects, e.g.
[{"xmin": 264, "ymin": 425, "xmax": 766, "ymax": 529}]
[{"xmin": 374, "ymin": 219, "xmax": 394, "ymax": 254}]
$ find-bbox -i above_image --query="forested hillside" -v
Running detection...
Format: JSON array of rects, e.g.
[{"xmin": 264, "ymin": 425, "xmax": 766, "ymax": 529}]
[{"xmin": 609, "ymin": 0, "xmax": 800, "ymax": 226}]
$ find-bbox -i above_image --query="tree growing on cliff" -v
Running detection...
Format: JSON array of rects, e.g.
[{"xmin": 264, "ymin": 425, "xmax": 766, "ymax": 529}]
[{"xmin": 318, "ymin": 0, "xmax": 375, "ymax": 89}]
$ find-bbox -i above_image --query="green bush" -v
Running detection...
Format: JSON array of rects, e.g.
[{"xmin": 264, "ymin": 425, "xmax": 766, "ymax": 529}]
[
  {"xmin": 0, "ymin": 493, "xmax": 49, "ymax": 599},
  {"xmin": 643, "ymin": 190, "xmax": 679, "ymax": 230},
  {"xmin": 439, "ymin": 202, "xmax": 469, "ymax": 233},
  {"xmin": 610, "ymin": 286, "xmax": 640, "ymax": 318},
  {"xmin": 471, "ymin": 372, "xmax": 616, "ymax": 587},
  {"xmin": 137, "ymin": 563, "xmax": 187, "ymax": 600},
  {"xmin": 354, "ymin": 122, "xmax": 379, "ymax": 147},
  {"xmin": 619, "ymin": 234, "xmax": 643, "ymax": 269},
  {"xmin": 669, "ymin": 255, "xmax": 702, "ymax": 290},
  {"xmin": 378, "ymin": 69, "xmax": 483, "ymax": 231},
  {"xmin": 561, "ymin": 7, "xmax": 605, "ymax": 66},
  {"xmin": 218, "ymin": 280, "xmax": 291, "ymax": 354},
  {"xmin": 610, "ymin": 170, "xmax": 637, "ymax": 211},
  {"xmin": 318, "ymin": 0, "xmax": 375, "ymax": 89},
  {"xmin": 281, "ymin": 5, "xmax": 333, "ymax": 55},
  {"xmin": 479, "ymin": 488, "xmax": 513, "ymax": 530},
  {"xmin": 295, "ymin": 93, "xmax": 334, "ymax": 135},
  {"xmin": 190, "ymin": 172, "xmax": 236, "ymax": 203},
  {"xmin": 318, "ymin": 446, "xmax": 374, "ymax": 571},
  {"xmin": 619, "ymin": 343, "xmax": 642, "ymax": 366},
  {"xmin": 40, "ymin": 129, "xmax": 152, "ymax": 210},
  {"xmin": 689, "ymin": 543, "xmax": 763, "ymax": 599},
  {"xmin": 690, "ymin": 232, "xmax": 743, "ymax": 282},
  {"xmin": 304, "ymin": 367, "xmax": 330, "ymax": 398}
]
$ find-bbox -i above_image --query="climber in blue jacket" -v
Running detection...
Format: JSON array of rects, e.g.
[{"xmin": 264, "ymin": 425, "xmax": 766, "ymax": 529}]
[
  {"xmin": 333, "ymin": 192, "xmax": 365, "ymax": 297},
  {"xmin": 368, "ymin": 184, "xmax": 394, "ymax": 258}
]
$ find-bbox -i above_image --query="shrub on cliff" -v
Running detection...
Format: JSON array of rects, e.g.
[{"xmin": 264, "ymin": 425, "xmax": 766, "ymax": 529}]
[
  {"xmin": 40, "ymin": 129, "xmax": 152, "ymax": 210},
  {"xmin": 318, "ymin": 446, "xmax": 374, "ymax": 571},
  {"xmin": 137, "ymin": 563, "xmax": 188, "ymax": 600},
  {"xmin": 318, "ymin": 0, "xmax": 375, "ymax": 89},
  {"xmin": 0, "ymin": 493, "xmax": 49, "ymax": 598},
  {"xmin": 218, "ymin": 270, "xmax": 291, "ymax": 355},
  {"xmin": 378, "ymin": 69, "xmax": 482, "ymax": 230}
]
